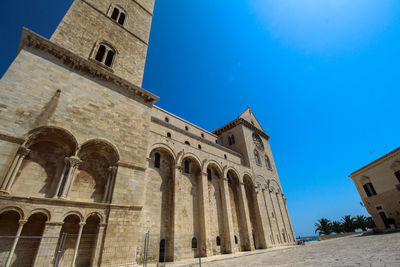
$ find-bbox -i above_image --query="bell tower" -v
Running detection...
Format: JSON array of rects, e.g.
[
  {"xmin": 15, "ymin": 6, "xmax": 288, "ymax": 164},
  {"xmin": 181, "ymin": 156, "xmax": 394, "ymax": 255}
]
[{"xmin": 51, "ymin": 0, "xmax": 155, "ymax": 87}]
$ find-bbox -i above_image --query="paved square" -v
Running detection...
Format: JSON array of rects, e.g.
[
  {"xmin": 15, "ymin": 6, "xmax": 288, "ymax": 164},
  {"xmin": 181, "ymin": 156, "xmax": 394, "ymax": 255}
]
[{"xmin": 171, "ymin": 232, "xmax": 400, "ymax": 267}]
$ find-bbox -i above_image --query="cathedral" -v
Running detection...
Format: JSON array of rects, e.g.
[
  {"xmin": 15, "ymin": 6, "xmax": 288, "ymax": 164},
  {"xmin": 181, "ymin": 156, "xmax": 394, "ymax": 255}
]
[{"xmin": 0, "ymin": 0, "xmax": 295, "ymax": 266}]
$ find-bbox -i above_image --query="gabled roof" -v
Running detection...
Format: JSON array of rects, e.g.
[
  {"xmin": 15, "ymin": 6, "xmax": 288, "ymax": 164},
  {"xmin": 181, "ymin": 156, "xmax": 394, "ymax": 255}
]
[{"xmin": 213, "ymin": 107, "xmax": 269, "ymax": 140}]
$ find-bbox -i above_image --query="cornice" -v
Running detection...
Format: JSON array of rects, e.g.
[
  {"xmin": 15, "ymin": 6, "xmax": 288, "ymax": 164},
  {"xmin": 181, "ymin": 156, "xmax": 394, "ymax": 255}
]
[
  {"xmin": 19, "ymin": 28, "xmax": 159, "ymax": 106},
  {"xmin": 213, "ymin": 118, "xmax": 270, "ymax": 140},
  {"xmin": 349, "ymin": 146, "xmax": 400, "ymax": 178}
]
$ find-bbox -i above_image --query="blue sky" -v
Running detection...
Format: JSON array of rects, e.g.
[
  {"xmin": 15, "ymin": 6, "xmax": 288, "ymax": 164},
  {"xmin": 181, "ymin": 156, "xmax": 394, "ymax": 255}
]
[{"xmin": 1, "ymin": 0, "xmax": 399, "ymax": 236}]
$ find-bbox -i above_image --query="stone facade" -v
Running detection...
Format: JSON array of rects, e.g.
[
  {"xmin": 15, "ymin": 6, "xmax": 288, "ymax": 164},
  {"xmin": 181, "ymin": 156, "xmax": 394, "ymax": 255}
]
[
  {"xmin": 349, "ymin": 147, "xmax": 400, "ymax": 230},
  {"xmin": 0, "ymin": 0, "xmax": 295, "ymax": 266}
]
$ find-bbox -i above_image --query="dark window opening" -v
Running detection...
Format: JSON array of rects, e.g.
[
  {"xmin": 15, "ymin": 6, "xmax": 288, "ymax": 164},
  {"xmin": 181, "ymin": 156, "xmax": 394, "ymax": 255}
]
[
  {"xmin": 111, "ymin": 8, "xmax": 119, "ymax": 20},
  {"xmin": 207, "ymin": 168, "xmax": 212, "ymax": 181},
  {"xmin": 159, "ymin": 239, "xmax": 166, "ymax": 262},
  {"xmin": 104, "ymin": 50, "xmax": 115, "ymax": 67},
  {"xmin": 272, "ymin": 212, "xmax": 275, "ymax": 218},
  {"xmin": 234, "ymin": 236, "xmax": 238, "ymax": 244},
  {"xmin": 185, "ymin": 141, "xmax": 190, "ymax": 146},
  {"xmin": 231, "ymin": 135, "xmax": 235, "ymax": 144},
  {"xmin": 265, "ymin": 155, "xmax": 272, "ymax": 169},
  {"xmin": 201, "ymin": 133, "xmax": 204, "ymax": 138},
  {"xmin": 228, "ymin": 136, "xmax": 232, "ymax": 146},
  {"xmin": 165, "ymin": 117, "xmax": 169, "ymax": 122},
  {"xmin": 118, "ymin": 12, "xmax": 126, "ymax": 25},
  {"xmin": 191, "ymin": 237, "xmax": 197, "ymax": 249},
  {"xmin": 378, "ymin": 211, "xmax": 390, "ymax": 229},
  {"xmin": 198, "ymin": 144, "xmax": 202, "ymax": 150},
  {"xmin": 216, "ymin": 236, "xmax": 221, "ymax": 246},
  {"xmin": 215, "ymin": 140, "xmax": 218, "ymax": 144},
  {"xmin": 395, "ymin": 170, "xmax": 400, "ymax": 183},
  {"xmin": 363, "ymin": 182, "xmax": 377, "ymax": 197},
  {"xmin": 185, "ymin": 126, "xmax": 189, "ymax": 131},
  {"xmin": 227, "ymin": 173, "xmax": 232, "ymax": 184},
  {"xmin": 254, "ymin": 149, "xmax": 261, "ymax": 166},
  {"xmin": 376, "ymin": 206, "xmax": 383, "ymax": 210},
  {"xmin": 167, "ymin": 132, "xmax": 171, "ymax": 138},
  {"xmin": 224, "ymin": 154, "xmax": 227, "ymax": 159},
  {"xmin": 95, "ymin": 45, "xmax": 106, "ymax": 62},
  {"xmin": 154, "ymin": 152, "xmax": 160, "ymax": 168},
  {"xmin": 184, "ymin": 160, "xmax": 190, "ymax": 174}
]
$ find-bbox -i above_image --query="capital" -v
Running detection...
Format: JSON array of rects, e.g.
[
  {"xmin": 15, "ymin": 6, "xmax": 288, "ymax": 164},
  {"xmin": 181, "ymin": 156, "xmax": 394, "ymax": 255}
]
[
  {"xmin": 66, "ymin": 156, "xmax": 82, "ymax": 168},
  {"xmin": 17, "ymin": 146, "xmax": 31, "ymax": 157},
  {"xmin": 18, "ymin": 219, "xmax": 28, "ymax": 226},
  {"xmin": 108, "ymin": 166, "xmax": 118, "ymax": 173},
  {"xmin": 79, "ymin": 222, "xmax": 86, "ymax": 227}
]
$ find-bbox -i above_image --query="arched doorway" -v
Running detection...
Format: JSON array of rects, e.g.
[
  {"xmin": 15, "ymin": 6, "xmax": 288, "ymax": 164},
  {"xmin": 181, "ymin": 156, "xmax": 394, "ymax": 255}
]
[{"xmin": 58, "ymin": 214, "xmax": 81, "ymax": 266}]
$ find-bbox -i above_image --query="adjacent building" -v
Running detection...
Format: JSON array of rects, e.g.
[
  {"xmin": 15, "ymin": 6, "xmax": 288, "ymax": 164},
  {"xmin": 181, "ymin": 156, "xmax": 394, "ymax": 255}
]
[
  {"xmin": 0, "ymin": 0, "xmax": 295, "ymax": 266},
  {"xmin": 349, "ymin": 147, "xmax": 400, "ymax": 230}
]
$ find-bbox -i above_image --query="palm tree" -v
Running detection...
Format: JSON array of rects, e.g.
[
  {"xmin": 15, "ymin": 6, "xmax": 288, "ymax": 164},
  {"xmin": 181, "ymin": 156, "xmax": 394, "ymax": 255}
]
[
  {"xmin": 354, "ymin": 215, "xmax": 368, "ymax": 231},
  {"xmin": 341, "ymin": 215, "xmax": 356, "ymax": 232},
  {"xmin": 315, "ymin": 218, "xmax": 332, "ymax": 235},
  {"xmin": 331, "ymin": 221, "xmax": 343, "ymax": 234}
]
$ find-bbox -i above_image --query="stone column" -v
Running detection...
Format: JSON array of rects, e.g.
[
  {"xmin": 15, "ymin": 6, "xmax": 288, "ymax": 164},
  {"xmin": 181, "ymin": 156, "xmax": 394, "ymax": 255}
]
[
  {"xmin": 275, "ymin": 192, "xmax": 289, "ymax": 243},
  {"xmin": 71, "ymin": 222, "xmax": 85, "ymax": 267},
  {"xmin": 283, "ymin": 197, "xmax": 296, "ymax": 243},
  {"xmin": 60, "ymin": 156, "xmax": 81, "ymax": 199},
  {"xmin": 237, "ymin": 182, "xmax": 254, "ymax": 251},
  {"xmin": 104, "ymin": 166, "xmax": 117, "ymax": 203},
  {"xmin": 53, "ymin": 159, "xmax": 69, "ymax": 198},
  {"xmin": 1, "ymin": 146, "xmax": 30, "ymax": 194},
  {"xmin": 5, "ymin": 219, "xmax": 27, "ymax": 267},
  {"xmin": 261, "ymin": 187, "xmax": 275, "ymax": 247},
  {"xmin": 199, "ymin": 172, "xmax": 212, "ymax": 257},
  {"xmin": 90, "ymin": 223, "xmax": 106, "ymax": 266},
  {"xmin": 252, "ymin": 186, "xmax": 268, "ymax": 249},
  {"xmin": 219, "ymin": 177, "xmax": 235, "ymax": 253},
  {"xmin": 33, "ymin": 221, "xmax": 64, "ymax": 267},
  {"xmin": 268, "ymin": 189, "xmax": 282, "ymax": 244},
  {"xmin": 172, "ymin": 166, "xmax": 181, "ymax": 260}
]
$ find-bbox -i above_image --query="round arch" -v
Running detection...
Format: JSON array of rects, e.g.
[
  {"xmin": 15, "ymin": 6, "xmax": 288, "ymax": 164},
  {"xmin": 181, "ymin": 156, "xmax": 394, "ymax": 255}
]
[
  {"xmin": 149, "ymin": 143, "xmax": 177, "ymax": 162},
  {"xmin": 29, "ymin": 208, "xmax": 51, "ymax": 221},
  {"xmin": 79, "ymin": 138, "xmax": 120, "ymax": 165},
  {"xmin": 268, "ymin": 179, "xmax": 281, "ymax": 193},
  {"xmin": 85, "ymin": 212, "xmax": 104, "ymax": 224},
  {"xmin": 62, "ymin": 211, "xmax": 84, "ymax": 222},
  {"xmin": 178, "ymin": 152, "xmax": 202, "ymax": 168},
  {"xmin": 205, "ymin": 160, "xmax": 223, "ymax": 177},
  {"xmin": 0, "ymin": 206, "xmax": 24, "ymax": 220}
]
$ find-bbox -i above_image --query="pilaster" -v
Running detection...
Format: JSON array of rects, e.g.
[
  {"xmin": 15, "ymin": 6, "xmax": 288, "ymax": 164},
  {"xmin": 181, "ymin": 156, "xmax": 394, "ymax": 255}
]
[{"xmin": 219, "ymin": 177, "xmax": 235, "ymax": 253}]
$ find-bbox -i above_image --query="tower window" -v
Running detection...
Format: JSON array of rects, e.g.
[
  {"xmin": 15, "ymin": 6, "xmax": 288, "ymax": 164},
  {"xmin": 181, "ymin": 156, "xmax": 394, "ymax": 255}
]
[
  {"xmin": 110, "ymin": 6, "xmax": 126, "ymax": 26},
  {"xmin": 254, "ymin": 149, "xmax": 261, "ymax": 166},
  {"xmin": 184, "ymin": 160, "xmax": 190, "ymax": 174},
  {"xmin": 228, "ymin": 136, "xmax": 232, "ymax": 146},
  {"xmin": 265, "ymin": 155, "xmax": 272, "ymax": 169},
  {"xmin": 231, "ymin": 135, "xmax": 235, "ymax": 145},
  {"xmin": 154, "ymin": 152, "xmax": 160, "ymax": 168},
  {"xmin": 95, "ymin": 44, "xmax": 116, "ymax": 68}
]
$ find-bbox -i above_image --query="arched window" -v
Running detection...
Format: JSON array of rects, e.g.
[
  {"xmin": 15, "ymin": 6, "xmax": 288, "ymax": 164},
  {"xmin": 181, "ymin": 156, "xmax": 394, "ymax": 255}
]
[
  {"xmin": 167, "ymin": 132, "xmax": 171, "ymax": 138},
  {"xmin": 395, "ymin": 170, "xmax": 400, "ymax": 183},
  {"xmin": 216, "ymin": 236, "xmax": 221, "ymax": 246},
  {"xmin": 265, "ymin": 155, "xmax": 272, "ymax": 169},
  {"xmin": 185, "ymin": 126, "xmax": 189, "ymax": 131},
  {"xmin": 184, "ymin": 141, "xmax": 190, "ymax": 146},
  {"xmin": 184, "ymin": 160, "xmax": 190, "ymax": 174},
  {"xmin": 95, "ymin": 43, "xmax": 116, "ymax": 67},
  {"xmin": 231, "ymin": 135, "xmax": 235, "ymax": 144},
  {"xmin": 227, "ymin": 173, "xmax": 232, "ymax": 184},
  {"xmin": 228, "ymin": 136, "xmax": 232, "ymax": 146},
  {"xmin": 254, "ymin": 149, "xmax": 261, "ymax": 166},
  {"xmin": 110, "ymin": 6, "xmax": 126, "ymax": 25},
  {"xmin": 234, "ymin": 235, "xmax": 238, "ymax": 244},
  {"xmin": 165, "ymin": 117, "xmax": 169, "ymax": 123},
  {"xmin": 154, "ymin": 152, "xmax": 160, "ymax": 168},
  {"xmin": 191, "ymin": 237, "xmax": 197, "ymax": 248},
  {"xmin": 198, "ymin": 144, "xmax": 202, "ymax": 150}
]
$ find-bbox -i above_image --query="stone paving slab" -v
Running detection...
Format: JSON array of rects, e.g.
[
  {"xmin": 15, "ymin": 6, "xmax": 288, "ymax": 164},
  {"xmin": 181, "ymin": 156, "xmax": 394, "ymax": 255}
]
[{"xmin": 159, "ymin": 232, "xmax": 400, "ymax": 267}]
